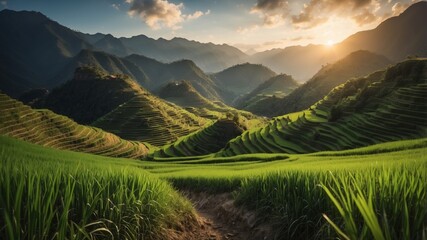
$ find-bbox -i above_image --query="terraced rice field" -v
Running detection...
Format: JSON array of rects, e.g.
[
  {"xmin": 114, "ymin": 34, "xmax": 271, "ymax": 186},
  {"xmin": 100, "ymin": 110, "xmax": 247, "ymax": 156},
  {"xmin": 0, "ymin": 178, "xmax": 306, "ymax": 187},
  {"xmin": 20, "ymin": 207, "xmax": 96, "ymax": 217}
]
[
  {"xmin": 0, "ymin": 135, "xmax": 195, "ymax": 240},
  {"xmin": 0, "ymin": 93, "xmax": 149, "ymax": 158},
  {"xmin": 144, "ymin": 138, "xmax": 427, "ymax": 239},
  {"xmin": 93, "ymin": 94, "xmax": 209, "ymax": 147},
  {"xmin": 153, "ymin": 119, "xmax": 244, "ymax": 157},
  {"xmin": 218, "ymin": 60, "xmax": 427, "ymax": 156}
]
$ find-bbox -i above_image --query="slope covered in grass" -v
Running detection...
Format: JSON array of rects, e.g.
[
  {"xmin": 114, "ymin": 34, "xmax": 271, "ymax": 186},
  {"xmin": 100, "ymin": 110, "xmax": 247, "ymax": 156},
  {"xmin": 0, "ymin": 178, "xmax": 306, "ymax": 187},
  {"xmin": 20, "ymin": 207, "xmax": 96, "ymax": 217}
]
[
  {"xmin": 157, "ymin": 80, "xmax": 220, "ymax": 109},
  {"xmin": 235, "ymin": 73, "xmax": 299, "ymax": 109},
  {"xmin": 92, "ymin": 92, "xmax": 209, "ymax": 147},
  {"xmin": 218, "ymin": 59, "xmax": 427, "ymax": 156},
  {"xmin": 45, "ymin": 66, "xmax": 145, "ymax": 124},
  {"xmin": 249, "ymin": 50, "xmax": 391, "ymax": 117},
  {"xmin": 156, "ymin": 80, "xmax": 265, "ymax": 129},
  {"xmin": 0, "ymin": 92, "xmax": 149, "ymax": 158},
  {"xmin": 153, "ymin": 119, "xmax": 244, "ymax": 158},
  {"xmin": 0, "ymin": 135, "xmax": 196, "ymax": 240},
  {"xmin": 144, "ymin": 138, "xmax": 427, "ymax": 239}
]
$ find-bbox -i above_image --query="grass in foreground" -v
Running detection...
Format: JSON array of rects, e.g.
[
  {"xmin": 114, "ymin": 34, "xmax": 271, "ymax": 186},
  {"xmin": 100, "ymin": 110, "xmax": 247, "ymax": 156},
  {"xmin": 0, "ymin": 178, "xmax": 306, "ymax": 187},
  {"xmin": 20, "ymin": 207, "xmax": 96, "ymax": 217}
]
[
  {"xmin": 0, "ymin": 136, "xmax": 193, "ymax": 240},
  {"xmin": 145, "ymin": 138, "xmax": 427, "ymax": 239}
]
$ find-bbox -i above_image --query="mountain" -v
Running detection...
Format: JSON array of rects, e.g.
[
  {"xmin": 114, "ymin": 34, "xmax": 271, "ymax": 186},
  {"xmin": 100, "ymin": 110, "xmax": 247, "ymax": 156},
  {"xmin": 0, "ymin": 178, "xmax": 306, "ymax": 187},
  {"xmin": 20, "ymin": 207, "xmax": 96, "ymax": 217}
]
[
  {"xmin": 211, "ymin": 63, "xmax": 277, "ymax": 101},
  {"xmin": 119, "ymin": 35, "xmax": 247, "ymax": 73},
  {"xmin": 54, "ymin": 50, "xmax": 223, "ymax": 101},
  {"xmin": 217, "ymin": 59, "xmax": 427, "ymax": 156},
  {"xmin": 155, "ymin": 81, "xmax": 264, "ymax": 128},
  {"xmin": 0, "ymin": 91, "xmax": 149, "ymax": 158},
  {"xmin": 336, "ymin": 1, "xmax": 427, "ymax": 61},
  {"xmin": 18, "ymin": 88, "xmax": 49, "ymax": 108},
  {"xmin": 157, "ymin": 81, "xmax": 220, "ymax": 109},
  {"xmin": 250, "ymin": 2, "xmax": 427, "ymax": 81},
  {"xmin": 54, "ymin": 49, "xmax": 150, "ymax": 87},
  {"xmin": 153, "ymin": 119, "xmax": 245, "ymax": 158},
  {"xmin": 125, "ymin": 54, "xmax": 223, "ymax": 100},
  {"xmin": 0, "ymin": 9, "xmax": 92, "ymax": 96},
  {"xmin": 93, "ymin": 34, "xmax": 131, "ymax": 57},
  {"xmin": 45, "ymin": 66, "xmax": 144, "ymax": 124},
  {"xmin": 250, "ymin": 45, "xmax": 338, "ymax": 81},
  {"xmin": 234, "ymin": 74, "xmax": 299, "ymax": 109},
  {"xmin": 43, "ymin": 67, "xmax": 208, "ymax": 146},
  {"xmin": 77, "ymin": 32, "xmax": 106, "ymax": 44},
  {"xmin": 247, "ymin": 51, "xmax": 392, "ymax": 117},
  {"xmin": 0, "ymin": 9, "xmax": 244, "ymax": 98}
]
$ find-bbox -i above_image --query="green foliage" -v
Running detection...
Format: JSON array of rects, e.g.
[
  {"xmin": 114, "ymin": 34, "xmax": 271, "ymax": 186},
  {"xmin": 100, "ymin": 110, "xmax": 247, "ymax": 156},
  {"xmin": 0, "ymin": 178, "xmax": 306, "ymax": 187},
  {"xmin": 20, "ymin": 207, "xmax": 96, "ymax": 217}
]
[
  {"xmin": 0, "ymin": 136, "xmax": 193, "ymax": 240},
  {"xmin": 0, "ymin": 93, "xmax": 149, "ymax": 159},
  {"xmin": 321, "ymin": 168, "xmax": 427, "ymax": 240},
  {"xmin": 153, "ymin": 119, "xmax": 244, "ymax": 157},
  {"xmin": 92, "ymin": 94, "xmax": 208, "ymax": 147},
  {"xmin": 219, "ymin": 59, "xmax": 427, "ymax": 157},
  {"xmin": 143, "ymin": 138, "xmax": 427, "ymax": 239}
]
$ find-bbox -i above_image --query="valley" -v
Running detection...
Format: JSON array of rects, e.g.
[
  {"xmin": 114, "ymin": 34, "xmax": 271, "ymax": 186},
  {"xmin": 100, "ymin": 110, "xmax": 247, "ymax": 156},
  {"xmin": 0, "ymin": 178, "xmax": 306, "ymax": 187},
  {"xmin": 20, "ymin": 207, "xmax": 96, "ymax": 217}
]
[{"xmin": 1, "ymin": 1, "xmax": 427, "ymax": 240}]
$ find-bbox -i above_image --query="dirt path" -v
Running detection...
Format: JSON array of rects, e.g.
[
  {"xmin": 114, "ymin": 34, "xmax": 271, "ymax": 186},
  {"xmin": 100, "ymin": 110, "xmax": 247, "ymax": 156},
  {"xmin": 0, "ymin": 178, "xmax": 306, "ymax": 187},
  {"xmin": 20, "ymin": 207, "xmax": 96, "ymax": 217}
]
[{"xmin": 182, "ymin": 192, "xmax": 272, "ymax": 240}]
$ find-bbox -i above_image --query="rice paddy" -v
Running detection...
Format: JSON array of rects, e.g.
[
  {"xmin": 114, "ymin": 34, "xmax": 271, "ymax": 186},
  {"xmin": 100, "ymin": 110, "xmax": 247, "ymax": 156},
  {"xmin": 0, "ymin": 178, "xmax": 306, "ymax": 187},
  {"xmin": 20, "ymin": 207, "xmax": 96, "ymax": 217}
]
[
  {"xmin": 0, "ymin": 92, "xmax": 149, "ymax": 159},
  {"xmin": 218, "ymin": 59, "xmax": 427, "ymax": 157},
  {"xmin": 0, "ymin": 135, "xmax": 194, "ymax": 240}
]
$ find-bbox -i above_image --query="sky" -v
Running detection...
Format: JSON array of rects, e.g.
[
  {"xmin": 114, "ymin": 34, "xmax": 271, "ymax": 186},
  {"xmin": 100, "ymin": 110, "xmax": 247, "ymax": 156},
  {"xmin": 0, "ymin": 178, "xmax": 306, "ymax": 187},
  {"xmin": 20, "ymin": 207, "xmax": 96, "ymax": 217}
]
[{"xmin": 1, "ymin": 0, "xmax": 419, "ymax": 52}]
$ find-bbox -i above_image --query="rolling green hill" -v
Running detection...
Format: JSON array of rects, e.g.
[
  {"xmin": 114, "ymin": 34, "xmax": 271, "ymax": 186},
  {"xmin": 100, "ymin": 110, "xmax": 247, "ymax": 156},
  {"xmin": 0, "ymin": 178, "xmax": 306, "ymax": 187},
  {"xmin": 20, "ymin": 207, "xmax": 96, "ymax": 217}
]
[
  {"xmin": 211, "ymin": 63, "xmax": 277, "ymax": 102},
  {"xmin": 235, "ymin": 74, "xmax": 299, "ymax": 109},
  {"xmin": 156, "ymin": 80, "xmax": 266, "ymax": 129},
  {"xmin": 247, "ymin": 50, "xmax": 391, "ymax": 117},
  {"xmin": 0, "ymin": 92, "xmax": 149, "ymax": 158},
  {"xmin": 45, "ymin": 66, "xmax": 145, "ymax": 124},
  {"xmin": 218, "ymin": 59, "xmax": 427, "ymax": 156},
  {"xmin": 153, "ymin": 119, "xmax": 244, "ymax": 158},
  {"xmin": 92, "ymin": 92, "xmax": 209, "ymax": 147},
  {"xmin": 157, "ymin": 80, "xmax": 221, "ymax": 109}
]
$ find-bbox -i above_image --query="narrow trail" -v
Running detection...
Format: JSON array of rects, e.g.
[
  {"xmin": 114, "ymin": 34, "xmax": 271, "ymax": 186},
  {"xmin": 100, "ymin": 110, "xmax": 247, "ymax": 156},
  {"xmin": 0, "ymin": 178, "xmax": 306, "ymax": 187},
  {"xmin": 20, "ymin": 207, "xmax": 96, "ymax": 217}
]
[{"xmin": 182, "ymin": 192, "xmax": 272, "ymax": 240}]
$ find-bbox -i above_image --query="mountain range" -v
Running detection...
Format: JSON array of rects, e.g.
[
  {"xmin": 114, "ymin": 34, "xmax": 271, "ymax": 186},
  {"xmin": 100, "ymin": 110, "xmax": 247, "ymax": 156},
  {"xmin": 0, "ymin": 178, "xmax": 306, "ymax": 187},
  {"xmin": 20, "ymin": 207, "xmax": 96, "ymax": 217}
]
[
  {"xmin": 1, "ymin": 2, "xmax": 426, "ymax": 100},
  {"xmin": 248, "ymin": 1, "xmax": 427, "ymax": 80},
  {"xmin": 245, "ymin": 50, "xmax": 392, "ymax": 117}
]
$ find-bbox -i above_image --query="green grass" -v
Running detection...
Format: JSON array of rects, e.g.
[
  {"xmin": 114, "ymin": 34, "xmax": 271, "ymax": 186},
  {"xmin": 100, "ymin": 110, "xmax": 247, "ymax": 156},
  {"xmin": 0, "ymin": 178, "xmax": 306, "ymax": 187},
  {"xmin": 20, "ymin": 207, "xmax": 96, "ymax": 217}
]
[
  {"xmin": 153, "ymin": 119, "xmax": 245, "ymax": 157},
  {"xmin": 0, "ymin": 136, "xmax": 194, "ymax": 240},
  {"xmin": 92, "ymin": 94, "xmax": 209, "ymax": 147},
  {"xmin": 0, "ymin": 93, "xmax": 149, "ymax": 159},
  {"xmin": 218, "ymin": 59, "xmax": 427, "ymax": 157},
  {"xmin": 142, "ymin": 138, "xmax": 427, "ymax": 239}
]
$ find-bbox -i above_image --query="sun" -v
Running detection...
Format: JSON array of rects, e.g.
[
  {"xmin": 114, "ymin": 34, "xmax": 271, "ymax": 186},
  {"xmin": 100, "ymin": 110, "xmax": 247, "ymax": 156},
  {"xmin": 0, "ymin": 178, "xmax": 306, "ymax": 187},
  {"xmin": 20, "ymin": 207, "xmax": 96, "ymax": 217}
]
[{"xmin": 326, "ymin": 40, "xmax": 335, "ymax": 47}]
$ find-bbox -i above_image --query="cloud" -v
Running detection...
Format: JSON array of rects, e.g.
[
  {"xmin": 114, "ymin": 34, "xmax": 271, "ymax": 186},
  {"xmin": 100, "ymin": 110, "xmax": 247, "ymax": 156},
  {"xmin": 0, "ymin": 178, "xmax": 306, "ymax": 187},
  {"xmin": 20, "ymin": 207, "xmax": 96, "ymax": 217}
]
[
  {"xmin": 352, "ymin": 10, "xmax": 378, "ymax": 26},
  {"xmin": 186, "ymin": 9, "xmax": 210, "ymax": 20},
  {"xmin": 111, "ymin": 3, "xmax": 121, "ymax": 10},
  {"xmin": 291, "ymin": 0, "xmax": 383, "ymax": 28},
  {"xmin": 0, "ymin": 1, "xmax": 7, "ymax": 8},
  {"xmin": 126, "ymin": 0, "xmax": 208, "ymax": 30},
  {"xmin": 287, "ymin": 36, "xmax": 314, "ymax": 41},
  {"xmin": 250, "ymin": 0, "xmax": 289, "ymax": 27},
  {"xmin": 237, "ymin": 24, "xmax": 260, "ymax": 34},
  {"xmin": 391, "ymin": 1, "xmax": 414, "ymax": 16}
]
